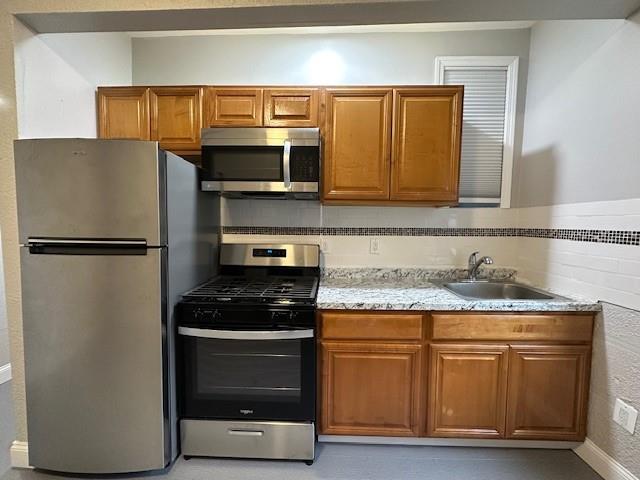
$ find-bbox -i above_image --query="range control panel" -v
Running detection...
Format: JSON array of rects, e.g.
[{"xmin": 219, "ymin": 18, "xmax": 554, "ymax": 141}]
[{"xmin": 253, "ymin": 248, "xmax": 287, "ymax": 258}]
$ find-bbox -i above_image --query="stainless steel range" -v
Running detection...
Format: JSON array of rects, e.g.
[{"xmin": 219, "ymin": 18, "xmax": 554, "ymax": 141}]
[{"xmin": 177, "ymin": 243, "xmax": 319, "ymax": 464}]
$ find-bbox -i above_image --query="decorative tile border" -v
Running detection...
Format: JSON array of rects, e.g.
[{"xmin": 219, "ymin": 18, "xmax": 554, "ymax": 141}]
[{"xmin": 222, "ymin": 226, "xmax": 640, "ymax": 246}]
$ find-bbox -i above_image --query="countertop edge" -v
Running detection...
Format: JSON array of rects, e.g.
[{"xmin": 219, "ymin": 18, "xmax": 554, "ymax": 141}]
[{"xmin": 316, "ymin": 302, "xmax": 602, "ymax": 312}]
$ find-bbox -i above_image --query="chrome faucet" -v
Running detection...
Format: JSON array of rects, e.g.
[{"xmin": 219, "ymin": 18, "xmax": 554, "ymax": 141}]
[{"xmin": 467, "ymin": 251, "xmax": 494, "ymax": 281}]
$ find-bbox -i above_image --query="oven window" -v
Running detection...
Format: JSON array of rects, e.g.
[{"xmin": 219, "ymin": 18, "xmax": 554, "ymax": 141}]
[
  {"xmin": 194, "ymin": 338, "xmax": 301, "ymax": 403},
  {"xmin": 202, "ymin": 146, "xmax": 283, "ymax": 181}
]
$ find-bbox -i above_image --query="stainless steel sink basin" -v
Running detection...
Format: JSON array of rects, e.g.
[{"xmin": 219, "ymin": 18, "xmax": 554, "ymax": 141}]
[{"xmin": 436, "ymin": 281, "xmax": 557, "ymax": 301}]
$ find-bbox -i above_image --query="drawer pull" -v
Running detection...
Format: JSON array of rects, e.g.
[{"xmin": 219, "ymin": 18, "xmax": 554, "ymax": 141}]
[{"xmin": 227, "ymin": 429, "xmax": 265, "ymax": 437}]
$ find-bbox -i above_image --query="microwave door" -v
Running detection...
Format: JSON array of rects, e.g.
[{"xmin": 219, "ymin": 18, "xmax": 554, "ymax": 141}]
[{"xmin": 203, "ymin": 145, "xmax": 284, "ymax": 183}]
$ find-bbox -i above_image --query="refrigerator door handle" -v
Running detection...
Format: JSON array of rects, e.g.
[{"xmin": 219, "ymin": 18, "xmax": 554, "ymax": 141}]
[{"xmin": 26, "ymin": 238, "xmax": 148, "ymax": 256}]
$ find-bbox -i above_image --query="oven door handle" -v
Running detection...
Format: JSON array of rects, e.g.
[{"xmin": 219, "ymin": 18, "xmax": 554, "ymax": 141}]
[{"xmin": 178, "ymin": 326, "xmax": 314, "ymax": 340}]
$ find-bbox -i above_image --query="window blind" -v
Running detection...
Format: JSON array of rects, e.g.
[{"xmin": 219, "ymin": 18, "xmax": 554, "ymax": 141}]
[{"xmin": 443, "ymin": 67, "xmax": 507, "ymax": 203}]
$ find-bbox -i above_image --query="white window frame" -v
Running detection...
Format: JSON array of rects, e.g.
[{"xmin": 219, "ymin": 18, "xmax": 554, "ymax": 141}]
[{"xmin": 434, "ymin": 56, "xmax": 519, "ymax": 208}]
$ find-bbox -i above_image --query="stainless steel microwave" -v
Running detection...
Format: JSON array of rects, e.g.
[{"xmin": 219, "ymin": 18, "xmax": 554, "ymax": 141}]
[{"xmin": 200, "ymin": 127, "xmax": 320, "ymax": 199}]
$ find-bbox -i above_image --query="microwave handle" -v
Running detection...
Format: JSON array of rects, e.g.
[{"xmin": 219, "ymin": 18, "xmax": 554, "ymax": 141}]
[{"xmin": 283, "ymin": 139, "xmax": 292, "ymax": 190}]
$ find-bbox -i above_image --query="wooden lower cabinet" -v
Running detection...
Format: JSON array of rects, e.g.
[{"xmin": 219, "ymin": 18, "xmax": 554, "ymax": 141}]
[
  {"xmin": 320, "ymin": 341, "xmax": 422, "ymax": 436},
  {"xmin": 506, "ymin": 345, "xmax": 590, "ymax": 441},
  {"xmin": 318, "ymin": 311, "xmax": 593, "ymax": 443},
  {"xmin": 428, "ymin": 344, "xmax": 508, "ymax": 438}
]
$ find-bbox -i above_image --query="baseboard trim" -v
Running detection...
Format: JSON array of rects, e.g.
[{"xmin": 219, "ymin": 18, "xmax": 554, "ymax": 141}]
[
  {"xmin": 574, "ymin": 438, "xmax": 638, "ymax": 480},
  {"xmin": 319, "ymin": 435, "xmax": 580, "ymax": 449},
  {"xmin": 10, "ymin": 441, "xmax": 31, "ymax": 469},
  {"xmin": 0, "ymin": 363, "xmax": 11, "ymax": 385}
]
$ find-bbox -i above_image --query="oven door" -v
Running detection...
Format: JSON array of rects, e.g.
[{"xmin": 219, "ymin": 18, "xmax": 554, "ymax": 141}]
[{"xmin": 178, "ymin": 327, "xmax": 315, "ymax": 422}]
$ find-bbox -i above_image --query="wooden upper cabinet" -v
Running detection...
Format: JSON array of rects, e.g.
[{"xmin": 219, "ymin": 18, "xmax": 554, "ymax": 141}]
[
  {"xmin": 323, "ymin": 88, "xmax": 392, "ymax": 201},
  {"xmin": 320, "ymin": 341, "xmax": 422, "ymax": 436},
  {"xmin": 207, "ymin": 87, "xmax": 263, "ymax": 126},
  {"xmin": 506, "ymin": 345, "xmax": 590, "ymax": 441},
  {"xmin": 391, "ymin": 87, "xmax": 463, "ymax": 202},
  {"xmin": 428, "ymin": 344, "xmax": 509, "ymax": 438},
  {"xmin": 149, "ymin": 87, "xmax": 203, "ymax": 152},
  {"xmin": 264, "ymin": 88, "xmax": 319, "ymax": 127},
  {"xmin": 97, "ymin": 87, "xmax": 150, "ymax": 140}
]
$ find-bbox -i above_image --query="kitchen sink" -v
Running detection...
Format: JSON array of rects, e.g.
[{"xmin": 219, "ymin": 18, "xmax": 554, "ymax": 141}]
[{"xmin": 436, "ymin": 281, "xmax": 558, "ymax": 301}]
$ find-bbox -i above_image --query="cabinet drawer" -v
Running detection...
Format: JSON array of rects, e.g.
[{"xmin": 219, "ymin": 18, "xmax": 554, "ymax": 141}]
[
  {"xmin": 431, "ymin": 313, "xmax": 593, "ymax": 342},
  {"xmin": 320, "ymin": 311, "xmax": 423, "ymax": 341}
]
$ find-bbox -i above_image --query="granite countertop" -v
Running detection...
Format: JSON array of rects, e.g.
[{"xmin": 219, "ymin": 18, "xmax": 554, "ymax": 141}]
[{"xmin": 317, "ymin": 268, "xmax": 601, "ymax": 312}]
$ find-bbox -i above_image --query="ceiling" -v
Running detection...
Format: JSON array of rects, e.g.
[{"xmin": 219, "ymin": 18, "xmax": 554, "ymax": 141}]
[
  {"xmin": 15, "ymin": 0, "xmax": 640, "ymax": 34},
  {"xmin": 127, "ymin": 21, "xmax": 536, "ymax": 38}
]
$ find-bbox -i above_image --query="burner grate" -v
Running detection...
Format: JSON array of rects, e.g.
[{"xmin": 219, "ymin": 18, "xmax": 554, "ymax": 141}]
[{"xmin": 183, "ymin": 276, "xmax": 318, "ymax": 300}]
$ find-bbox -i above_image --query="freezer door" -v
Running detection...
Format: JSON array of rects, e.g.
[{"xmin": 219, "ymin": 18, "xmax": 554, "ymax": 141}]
[
  {"xmin": 14, "ymin": 139, "xmax": 164, "ymax": 245},
  {"xmin": 20, "ymin": 247, "xmax": 169, "ymax": 473}
]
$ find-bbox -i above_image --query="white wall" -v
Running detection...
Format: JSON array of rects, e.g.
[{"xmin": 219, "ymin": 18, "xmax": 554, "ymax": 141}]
[
  {"xmin": 132, "ymin": 29, "xmax": 530, "ymax": 86},
  {"xmin": 13, "ymin": 21, "xmax": 132, "ymax": 138},
  {"xmin": 0, "ymin": 229, "xmax": 8, "ymax": 368},
  {"xmin": 516, "ymin": 15, "xmax": 640, "ymax": 477},
  {"xmin": 516, "ymin": 15, "xmax": 640, "ymax": 207}
]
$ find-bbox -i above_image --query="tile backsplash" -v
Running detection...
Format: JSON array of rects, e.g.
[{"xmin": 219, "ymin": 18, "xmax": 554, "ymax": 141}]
[
  {"xmin": 221, "ymin": 197, "xmax": 640, "ymax": 310},
  {"xmin": 221, "ymin": 198, "xmax": 519, "ymax": 228},
  {"xmin": 221, "ymin": 198, "xmax": 521, "ymax": 269},
  {"xmin": 515, "ymin": 199, "xmax": 640, "ymax": 310}
]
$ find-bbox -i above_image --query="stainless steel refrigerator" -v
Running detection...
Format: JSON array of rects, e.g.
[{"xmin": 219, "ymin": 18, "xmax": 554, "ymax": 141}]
[{"xmin": 14, "ymin": 139, "xmax": 219, "ymax": 474}]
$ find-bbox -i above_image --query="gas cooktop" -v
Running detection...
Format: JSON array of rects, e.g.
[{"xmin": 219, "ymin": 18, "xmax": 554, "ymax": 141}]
[{"xmin": 182, "ymin": 274, "xmax": 319, "ymax": 305}]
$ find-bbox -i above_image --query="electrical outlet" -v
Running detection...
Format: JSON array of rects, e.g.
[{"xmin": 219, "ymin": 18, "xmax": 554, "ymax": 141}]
[
  {"xmin": 370, "ymin": 238, "xmax": 380, "ymax": 255},
  {"xmin": 614, "ymin": 398, "xmax": 638, "ymax": 434},
  {"xmin": 320, "ymin": 239, "xmax": 330, "ymax": 253}
]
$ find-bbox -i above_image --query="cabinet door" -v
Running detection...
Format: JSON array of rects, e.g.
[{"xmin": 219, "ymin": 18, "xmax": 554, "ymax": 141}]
[
  {"xmin": 506, "ymin": 345, "xmax": 590, "ymax": 441},
  {"xmin": 323, "ymin": 89, "xmax": 392, "ymax": 201},
  {"xmin": 320, "ymin": 341, "xmax": 422, "ymax": 436},
  {"xmin": 428, "ymin": 344, "xmax": 508, "ymax": 438},
  {"xmin": 264, "ymin": 88, "xmax": 319, "ymax": 127},
  {"xmin": 97, "ymin": 87, "xmax": 150, "ymax": 140},
  {"xmin": 149, "ymin": 87, "xmax": 203, "ymax": 152},
  {"xmin": 207, "ymin": 88, "xmax": 263, "ymax": 126},
  {"xmin": 391, "ymin": 87, "xmax": 463, "ymax": 202}
]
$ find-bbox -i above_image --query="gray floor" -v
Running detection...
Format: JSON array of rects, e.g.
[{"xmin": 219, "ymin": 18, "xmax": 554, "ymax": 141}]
[
  {"xmin": 1, "ymin": 443, "xmax": 602, "ymax": 480},
  {"xmin": 0, "ymin": 381, "xmax": 15, "ymax": 477}
]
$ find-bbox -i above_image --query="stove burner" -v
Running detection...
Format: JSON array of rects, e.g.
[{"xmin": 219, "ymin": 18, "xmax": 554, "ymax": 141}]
[{"xmin": 182, "ymin": 275, "xmax": 318, "ymax": 304}]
